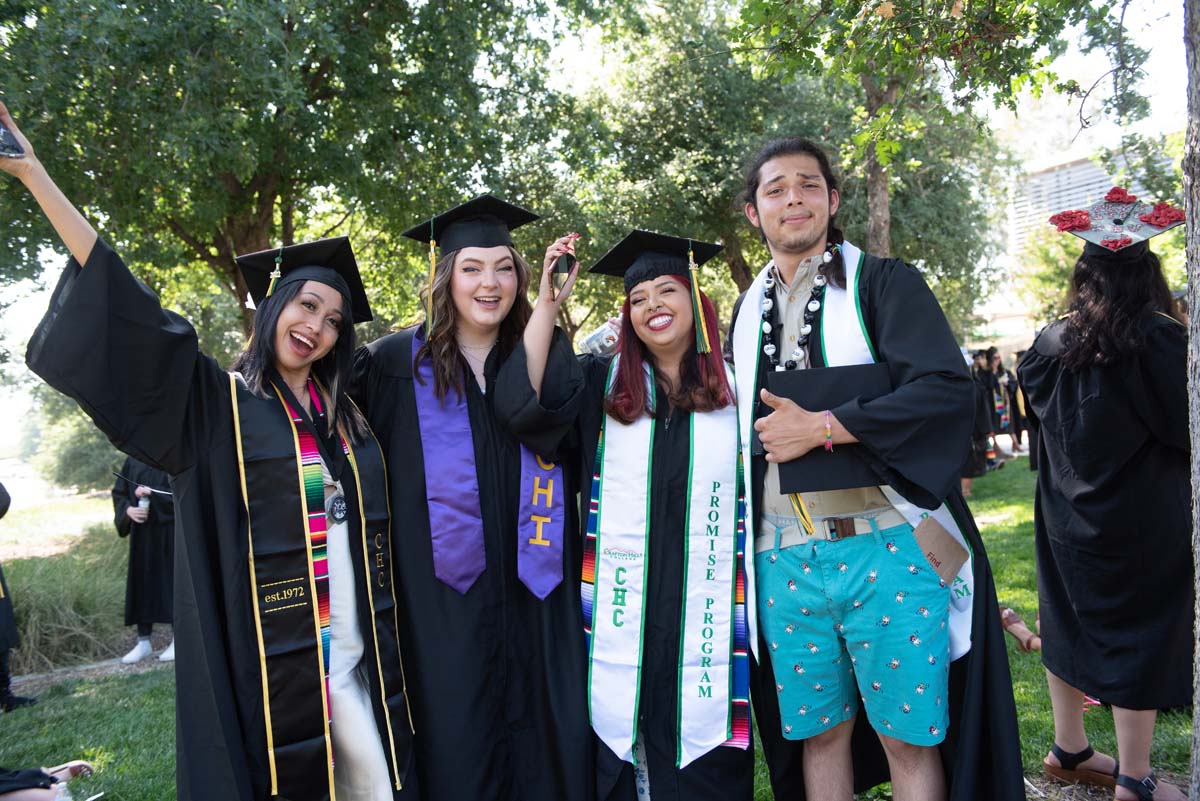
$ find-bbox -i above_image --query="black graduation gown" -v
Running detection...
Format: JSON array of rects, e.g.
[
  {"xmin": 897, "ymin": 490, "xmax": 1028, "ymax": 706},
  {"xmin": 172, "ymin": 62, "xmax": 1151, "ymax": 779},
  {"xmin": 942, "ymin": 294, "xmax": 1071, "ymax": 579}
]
[
  {"xmin": 495, "ymin": 347, "xmax": 754, "ymax": 801},
  {"xmin": 962, "ymin": 371, "xmax": 993, "ymax": 479},
  {"xmin": 0, "ymin": 768, "xmax": 55, "ymax": 793},
  {"xmin": 349, "ymin": 327, "xmax": 593, "ymax": 801},
  {"xmin": 728, "ymin": 256, "xmax": 1024, "ymax": 801},
  {"xmin": 0, "ymin": 482, "xmax": 16, "ymax": 654},
  {"xmin": 25, "ymin": 240, "xmax": 416, "ymax": 801},
  {"xmin": 113, "ymin": 456, "xmax": 175, "ymax": 627},
  {"xmin": 1017, "ymin": 314, "xmax": 1193, "ymax": 709}
]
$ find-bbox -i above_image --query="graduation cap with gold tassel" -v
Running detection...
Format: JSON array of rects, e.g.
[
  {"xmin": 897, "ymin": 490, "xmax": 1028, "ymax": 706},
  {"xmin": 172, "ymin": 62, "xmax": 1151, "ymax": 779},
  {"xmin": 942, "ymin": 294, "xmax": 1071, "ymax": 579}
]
[
  {"xmin": 589, "ymin": 229, "xmax": 722, "ymax": 354},
  {"xmin": 402, "ymin": 194, "xmax": 540, "ymax": 335},
  {"xmin": 236, "ymin": 237, "xmax": 373, "ymax": 323}
]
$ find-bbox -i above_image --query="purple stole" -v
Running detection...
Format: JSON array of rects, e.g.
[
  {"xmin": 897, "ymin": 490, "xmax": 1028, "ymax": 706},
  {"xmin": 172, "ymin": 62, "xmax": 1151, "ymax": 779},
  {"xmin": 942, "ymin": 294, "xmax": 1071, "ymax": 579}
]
[{"xmin": 411, "ymin": 334, "xmax": 565, "ymax": 598}]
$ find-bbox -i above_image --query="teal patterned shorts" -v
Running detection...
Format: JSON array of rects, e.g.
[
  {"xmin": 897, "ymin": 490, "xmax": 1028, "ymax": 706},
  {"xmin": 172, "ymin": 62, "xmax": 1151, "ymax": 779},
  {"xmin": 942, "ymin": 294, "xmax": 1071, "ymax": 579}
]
[{"xmin": 755, "ymin": 519, "xmax": 951, "ymax": 745}]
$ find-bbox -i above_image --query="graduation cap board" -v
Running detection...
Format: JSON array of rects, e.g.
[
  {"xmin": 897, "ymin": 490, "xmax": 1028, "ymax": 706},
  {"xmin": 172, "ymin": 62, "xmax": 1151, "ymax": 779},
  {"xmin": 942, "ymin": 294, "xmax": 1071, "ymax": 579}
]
[
  {"xmin": 1048, "ymin": 187, "xmax": 1185, "ymax": 262},
  {"xmin": 236, "ymin": 236, "xmax": 372, "ymax": 323},
  {"xmin": 589, "ymin": 229, "xmax": 723, "ymax": 353}
]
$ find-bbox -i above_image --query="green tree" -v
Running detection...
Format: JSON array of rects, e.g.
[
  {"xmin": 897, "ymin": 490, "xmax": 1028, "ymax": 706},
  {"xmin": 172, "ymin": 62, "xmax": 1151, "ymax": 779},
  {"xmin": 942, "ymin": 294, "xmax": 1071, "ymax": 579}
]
[
  {"xmin": 521, "ymin": 0, "xmax": 1004, "ymax": 340},
  {"xmin": 734, "ymin": 0, "xmax": 1134, "ymax": 256},
  {"xmin": 0, "ymin": 0, "xmax": 602, "ymax": 335}
]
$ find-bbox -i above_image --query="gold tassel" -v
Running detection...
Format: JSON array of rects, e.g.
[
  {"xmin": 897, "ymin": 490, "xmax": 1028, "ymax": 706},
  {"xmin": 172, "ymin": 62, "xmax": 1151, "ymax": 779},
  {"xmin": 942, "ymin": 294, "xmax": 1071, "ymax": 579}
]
[
  {"xmin": 265, "ymin": 246, "xmax": 284, "ymax": 297},
  {"xmin": 688, "ymin": 241, "xmax": 711, "ymax": 354},
  {"xmin": 427, "ymin": 229, "xmax": 437, "ymax": 334}
]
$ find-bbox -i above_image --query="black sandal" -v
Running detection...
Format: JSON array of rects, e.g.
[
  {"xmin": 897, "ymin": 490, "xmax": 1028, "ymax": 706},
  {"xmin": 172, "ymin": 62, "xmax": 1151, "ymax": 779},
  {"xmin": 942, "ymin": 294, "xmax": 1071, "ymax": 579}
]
[
  {"xmin": 1116, "ymin": 773, "xmax": 1159, "ymax": 800},
  {"xmin": 1042, "ymin": 743, "xmax": 1118, "ymax": 789}
]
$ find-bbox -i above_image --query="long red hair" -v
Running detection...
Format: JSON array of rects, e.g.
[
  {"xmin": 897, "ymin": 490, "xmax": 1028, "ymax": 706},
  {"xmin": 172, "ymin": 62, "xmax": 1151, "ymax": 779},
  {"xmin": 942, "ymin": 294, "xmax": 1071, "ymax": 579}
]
[{"xmin": 605, "ymin": 274, "xmax": 733, "ymax": 424}]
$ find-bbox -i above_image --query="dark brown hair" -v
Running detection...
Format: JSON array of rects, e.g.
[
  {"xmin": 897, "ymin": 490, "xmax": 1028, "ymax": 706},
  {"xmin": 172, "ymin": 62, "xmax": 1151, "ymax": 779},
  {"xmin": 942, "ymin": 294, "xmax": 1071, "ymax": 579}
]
[{"xmin": 1060, "ymin": 245, "xmax": 1182, "ymax": 370}]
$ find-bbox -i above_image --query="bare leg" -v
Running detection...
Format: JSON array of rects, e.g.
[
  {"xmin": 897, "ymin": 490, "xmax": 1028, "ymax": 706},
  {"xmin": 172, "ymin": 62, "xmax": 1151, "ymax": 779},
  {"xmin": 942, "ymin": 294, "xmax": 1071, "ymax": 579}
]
[
  {"xmin": 878, "ymin": 734, "xmax": 945, "ymax": 801},
  {"xmin": 0, "ymin": 789, "xmax": 57, "ymax": 801},
  {"xmin": 802, "ymin": 716, "xmax": 855, "ymax": 801},
  {"xmin": 1043, "ymin": 670, "xmax": 1116, "ymax": 773},
  {"xmin": 1112, "ymin": 706, "xmax": 1186, "ymax": 800}
]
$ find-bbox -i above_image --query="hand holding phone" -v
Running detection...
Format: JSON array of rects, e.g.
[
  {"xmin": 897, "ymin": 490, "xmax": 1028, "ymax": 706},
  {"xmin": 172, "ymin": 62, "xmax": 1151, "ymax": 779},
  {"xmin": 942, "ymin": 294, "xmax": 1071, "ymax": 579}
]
[{"xmin": 0, "ymin": 120, "xmax": 25, "ymax": 158}]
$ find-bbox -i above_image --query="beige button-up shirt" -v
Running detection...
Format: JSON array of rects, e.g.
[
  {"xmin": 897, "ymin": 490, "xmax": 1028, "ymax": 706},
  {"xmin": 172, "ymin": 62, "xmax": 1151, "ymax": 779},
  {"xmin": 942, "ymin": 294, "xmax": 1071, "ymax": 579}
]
[{"xmin": 758, "ymin": 255, "xmax": 895, "ymax": 536}]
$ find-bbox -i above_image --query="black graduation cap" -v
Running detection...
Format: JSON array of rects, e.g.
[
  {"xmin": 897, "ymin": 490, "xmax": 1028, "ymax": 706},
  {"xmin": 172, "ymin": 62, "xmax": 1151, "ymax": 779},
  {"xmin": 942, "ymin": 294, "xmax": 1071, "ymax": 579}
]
[
  {"xmin": 589, "ymin": 230, "xmax": 723, "ymax": 293},
  {"xmin": 236, "ymin": 237, "xmax": 372, "ymax": 323},
  {"xmin": 401, "ymin": 194, "xmax": 539, "ymax": 254},
  {"xmin": 590, "ymin": 230, "xmax": 723, "ymax": 353}
]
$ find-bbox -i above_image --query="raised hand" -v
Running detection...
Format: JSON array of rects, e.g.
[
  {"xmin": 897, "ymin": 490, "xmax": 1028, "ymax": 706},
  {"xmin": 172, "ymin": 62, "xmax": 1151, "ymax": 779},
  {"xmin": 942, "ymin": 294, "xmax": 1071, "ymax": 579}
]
[
  {"xmin": 537, "ymin": 233, "xmax": 581, "ymax": 306},
  {"xmin": 0, "ymin": 102, "xmax": 38, "ymax": 182}
]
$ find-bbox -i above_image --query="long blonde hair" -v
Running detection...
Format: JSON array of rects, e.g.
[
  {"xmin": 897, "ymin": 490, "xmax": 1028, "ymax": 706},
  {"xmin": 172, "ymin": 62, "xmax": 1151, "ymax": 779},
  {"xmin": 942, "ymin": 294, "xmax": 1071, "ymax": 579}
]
[{"xmin": 414, "ymin": 245, "xmax": 533, "ymax": 399}]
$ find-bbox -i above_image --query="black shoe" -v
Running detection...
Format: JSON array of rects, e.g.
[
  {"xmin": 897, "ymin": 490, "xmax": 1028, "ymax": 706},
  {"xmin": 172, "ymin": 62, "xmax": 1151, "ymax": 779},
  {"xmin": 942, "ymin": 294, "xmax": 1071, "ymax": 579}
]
[{"xmin": 1, "ymin": 691, "xmax": 36, "ymax": 712}]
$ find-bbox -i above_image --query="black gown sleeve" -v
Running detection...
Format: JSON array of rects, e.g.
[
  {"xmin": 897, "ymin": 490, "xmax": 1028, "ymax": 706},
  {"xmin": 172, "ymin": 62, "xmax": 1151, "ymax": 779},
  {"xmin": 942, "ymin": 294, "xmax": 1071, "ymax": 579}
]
[
  {"xmin": 1135, "ymin": 316, "xmax": 1188, "ymax": 453},
  {"xmin": 25, "ymin": 240, "xmax": 224, "ymax": 475},
  {"xmin": 0, "ymin": 482, "xmax": 9, "ymax": 521},
  {"xmin": 113, "ymin": 456, "xmax": 135, "ymax": 537},
  {"xmin": 493, "ymin": 327, "xmax": 587, "ymax": 457},
  {"xmin": 831, "ymin": 259, "xmax": 974, "ymax": 509}
]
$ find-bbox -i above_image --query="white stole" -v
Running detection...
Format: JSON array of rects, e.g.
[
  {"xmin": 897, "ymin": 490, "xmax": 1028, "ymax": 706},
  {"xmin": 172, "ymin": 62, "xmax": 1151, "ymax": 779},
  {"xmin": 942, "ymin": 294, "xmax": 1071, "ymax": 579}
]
[
  {"xmin": 730, "ymin": 242, "xmax": 975, "ymax": 660},
  {"xmin": 588, "ymin": 363, "xmax": 744, "ymax": 767}
]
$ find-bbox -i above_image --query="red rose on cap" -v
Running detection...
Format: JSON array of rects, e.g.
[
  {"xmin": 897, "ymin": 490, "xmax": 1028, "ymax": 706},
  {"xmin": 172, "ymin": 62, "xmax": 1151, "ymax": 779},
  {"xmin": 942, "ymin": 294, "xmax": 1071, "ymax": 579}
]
[
  {"xmin": 1049, "ymin": 209, "xmax": 1092, "ymax": 232},
  {"xmin": 1100, "ymin": 236, "xmax": 1133, "ymax": 251},
  {"xmin": 1138, "ymin": 202, "xmax": 1185, "ymax": 228},
  {"xmin": 1104, "ymin": 187, "xmax": 1138, "ymax": 204}
]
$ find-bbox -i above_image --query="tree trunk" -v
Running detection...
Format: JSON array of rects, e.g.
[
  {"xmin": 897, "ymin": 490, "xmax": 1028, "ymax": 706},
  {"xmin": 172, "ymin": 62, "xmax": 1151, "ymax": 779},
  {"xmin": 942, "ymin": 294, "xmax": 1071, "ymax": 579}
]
[
  {"xmin": 723, "ymin": 234, "xmax": 754, "ymax": 292},
  {"xmin": 864, "ymin": 147, "xmax": 891, "ymax": 257},
  {"xmin": 860, "ymin": 74, "xmax": 899, "ymax": 258},
  {"xmin": 1185, "ymin": 0, "xmax": 1200, "ymax": 797}
]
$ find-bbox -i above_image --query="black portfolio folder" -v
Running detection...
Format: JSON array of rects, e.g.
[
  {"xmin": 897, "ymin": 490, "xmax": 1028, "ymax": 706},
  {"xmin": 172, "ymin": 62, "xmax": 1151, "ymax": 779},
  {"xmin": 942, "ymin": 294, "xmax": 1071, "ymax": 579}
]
[{"xmin": 753, "ymin": 362, "xmax": 892, "ymax": 494}]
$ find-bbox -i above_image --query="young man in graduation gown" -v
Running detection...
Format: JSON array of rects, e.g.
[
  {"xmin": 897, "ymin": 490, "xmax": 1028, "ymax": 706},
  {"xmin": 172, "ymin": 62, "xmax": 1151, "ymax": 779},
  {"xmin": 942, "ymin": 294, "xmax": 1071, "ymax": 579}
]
[
  {"xmin": 348, "ymin": 196, "xmax": 592, "ymax": 801},
  {"xmin": 112, "ymin": 456, "xmax": 176, "ymax": 663},
  {"xmin": 724, "ymin": 136, "xmax": 1023, "ymax": 801},
  {"xmin": 0, "ymin": 481, "xmax": 34, "ymax": 713},
  {"xmin": 8, "ymin": 101, "xmax": 415, "ymax": 801}
]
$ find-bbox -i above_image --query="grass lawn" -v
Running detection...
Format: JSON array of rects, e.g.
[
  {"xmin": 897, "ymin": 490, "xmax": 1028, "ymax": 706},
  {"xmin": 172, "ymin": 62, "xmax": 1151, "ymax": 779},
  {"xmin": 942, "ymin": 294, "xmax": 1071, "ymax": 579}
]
[
  {"xmin": 968, "ymin": 462, "xmax": 1193, "ymax": 776},
  {"xmin": 0, "ymin": 461, "xmax": 1191, "ymax": 799},
  {"xmin": 0, "ymin": 668, "xmax": 175, "ymax": 801}
]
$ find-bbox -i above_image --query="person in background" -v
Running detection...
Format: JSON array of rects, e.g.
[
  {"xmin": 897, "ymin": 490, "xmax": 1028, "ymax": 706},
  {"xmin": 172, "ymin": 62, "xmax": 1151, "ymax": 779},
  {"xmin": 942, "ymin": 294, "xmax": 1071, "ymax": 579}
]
[
  {"xmin": 0, "ymin": 760, "xmax": 93, "ymax": 800},
  {"xmin": 112, "ymin": 456, "xmax": 175, "ymax": 664},
  {"xmin": 0, "ymin": 482, "xmax": 34, "ymax": 713},
  {"xmin": 961, "ymin": 351, "xmax": 993, "ymax": 497},
  {"xmin": 1020, "ymin": 192, "xmax": 1191, "ymax": 801}
]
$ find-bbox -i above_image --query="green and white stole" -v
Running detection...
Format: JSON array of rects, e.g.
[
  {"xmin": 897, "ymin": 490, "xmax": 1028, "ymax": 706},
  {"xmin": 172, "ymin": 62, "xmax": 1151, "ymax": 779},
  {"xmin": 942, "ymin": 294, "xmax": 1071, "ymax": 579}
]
[
  {"xmin": 229, "ymin": 374, "xmax": 413, "ymax": 800},
  {"xmin": 732, "ymin": 242, "xmax": 976, "ymax": 660},
  {"xmin": 584, "ymin": 360, "xmax": 749, "ymax": 768}
]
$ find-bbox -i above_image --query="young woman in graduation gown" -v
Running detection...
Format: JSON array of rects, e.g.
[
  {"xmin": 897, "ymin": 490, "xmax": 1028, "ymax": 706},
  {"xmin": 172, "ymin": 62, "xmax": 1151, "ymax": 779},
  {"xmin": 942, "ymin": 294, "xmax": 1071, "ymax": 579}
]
[
  {"xmin": 347, "ymin": 196, "xmax": 592, "ymax": 801},
  {"xmin": 4, "ymin": 103, "xmax": 416, "ymax": 801},
  {"xmin": 112, "ymin": 456, "xmax": 175, "ymax": 663},
  {"xmin": 495, "ymin": 231, "xmax": 754, "ymax": 801},
  {"xmin": 1019, "ymin": 219, "xmax": 1191, "ymax": 801}
]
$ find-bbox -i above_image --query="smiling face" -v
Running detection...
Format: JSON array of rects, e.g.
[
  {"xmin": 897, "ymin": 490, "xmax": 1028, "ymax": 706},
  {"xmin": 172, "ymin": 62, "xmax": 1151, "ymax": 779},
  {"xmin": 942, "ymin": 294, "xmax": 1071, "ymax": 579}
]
[
  {"xmin": 628, "ymin": 275, "xmax": 694, "ymax": 366},
  {"xmin": 745, "ymin": 152, "xmax": 840, "ymax": 261},
  {"xmin": 272, "ymin": 280, "xmax": 345, "ymax": 379},
  {"xmin": 450, "ymin": 245, "xmax": 519, "ymax": 339}
]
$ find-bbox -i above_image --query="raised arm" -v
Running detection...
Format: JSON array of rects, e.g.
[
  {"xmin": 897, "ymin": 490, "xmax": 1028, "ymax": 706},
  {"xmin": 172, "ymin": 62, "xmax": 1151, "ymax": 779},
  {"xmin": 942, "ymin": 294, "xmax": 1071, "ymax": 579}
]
[
  {"xmin": 0, "ymin": 102, "xmax": 97, "ymax": 265},
  {"xmin": 524, "ymin": 233, "xmax": 580, "ymax": 399}
]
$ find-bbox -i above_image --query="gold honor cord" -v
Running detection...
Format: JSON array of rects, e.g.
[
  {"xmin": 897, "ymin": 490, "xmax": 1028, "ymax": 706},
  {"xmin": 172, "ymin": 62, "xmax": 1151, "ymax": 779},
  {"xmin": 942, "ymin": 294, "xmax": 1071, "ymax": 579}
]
[{"xmin": 787, "ymin": 493, "xmax": 816, "ymax": 536}]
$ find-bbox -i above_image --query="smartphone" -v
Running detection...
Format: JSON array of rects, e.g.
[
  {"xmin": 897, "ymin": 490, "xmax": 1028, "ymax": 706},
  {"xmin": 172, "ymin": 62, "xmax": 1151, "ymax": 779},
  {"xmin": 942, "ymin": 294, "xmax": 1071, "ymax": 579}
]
[
  {"xmin": 551, "ymin": 252, "xmax": 576, "ymax": 300},
  {"xmin": 0, "ymin": 121, "xmax": 23, "ymax": 158}
]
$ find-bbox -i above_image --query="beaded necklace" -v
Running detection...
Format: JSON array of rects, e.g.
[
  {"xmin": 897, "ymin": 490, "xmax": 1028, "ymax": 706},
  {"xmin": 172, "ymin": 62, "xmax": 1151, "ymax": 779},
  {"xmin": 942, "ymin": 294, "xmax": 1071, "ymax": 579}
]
[{"xmin": 760, "ymin": 246, "xmax": 837, "ymax": 371}]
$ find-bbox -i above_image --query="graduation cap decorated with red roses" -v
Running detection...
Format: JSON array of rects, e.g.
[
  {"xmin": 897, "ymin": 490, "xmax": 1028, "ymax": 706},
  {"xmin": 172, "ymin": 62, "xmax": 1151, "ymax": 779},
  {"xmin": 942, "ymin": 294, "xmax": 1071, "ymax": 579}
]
[{"xmin": 1048, "ymin": 187, "xmax": 1185, "ymax": 261}]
